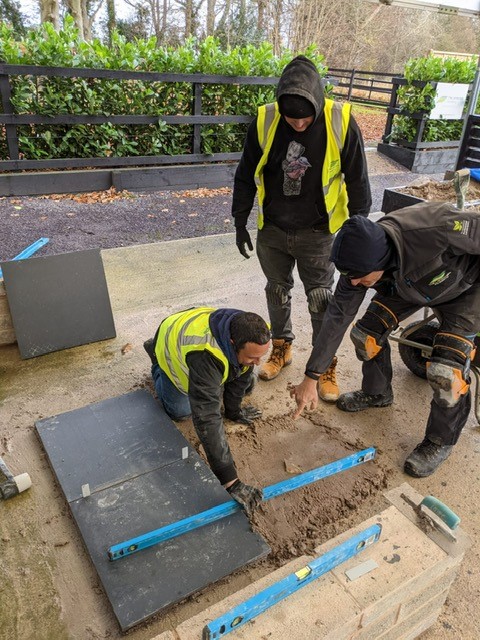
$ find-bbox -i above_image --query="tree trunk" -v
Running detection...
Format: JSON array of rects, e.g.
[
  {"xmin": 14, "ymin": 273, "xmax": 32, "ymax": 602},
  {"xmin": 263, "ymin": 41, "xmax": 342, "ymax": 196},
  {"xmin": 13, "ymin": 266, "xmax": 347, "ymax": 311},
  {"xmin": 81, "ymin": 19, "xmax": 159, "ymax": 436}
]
[
  {"xmin": 66, "ymin": 0, "xmax": 85, "ymax": 40},
  {"xmin": 40, "ymin": 0, "xmax": 60, "ymax": 29},
  {"xmin": 106, "ymin": 0, "xmax": 116, "ymax": 45},
  {"xmin": 206, "ymin": 0, "xmax": 215, "ymax": 36},
  {"xmin": 257, "ymin": 0, "xmax": 267, "ymax": 35},
  {"xmin": 184, "ymin": 0, "xmax": 193, "ymax": 38}
]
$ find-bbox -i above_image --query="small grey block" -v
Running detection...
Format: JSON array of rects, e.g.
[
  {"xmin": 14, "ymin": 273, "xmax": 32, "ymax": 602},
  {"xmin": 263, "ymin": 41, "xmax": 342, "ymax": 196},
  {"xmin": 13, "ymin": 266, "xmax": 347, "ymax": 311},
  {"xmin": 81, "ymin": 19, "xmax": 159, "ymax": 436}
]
[
  {"xmin": 345, "ymin": 558, "xmax": 378, "ymax": 581},
  {"xmin": 81, "ymin": 484, "xmax": 91, "ymax": 498},
  {"xmin": 182, "ymin": 446, "xmax": 189, "ymax": 460}
]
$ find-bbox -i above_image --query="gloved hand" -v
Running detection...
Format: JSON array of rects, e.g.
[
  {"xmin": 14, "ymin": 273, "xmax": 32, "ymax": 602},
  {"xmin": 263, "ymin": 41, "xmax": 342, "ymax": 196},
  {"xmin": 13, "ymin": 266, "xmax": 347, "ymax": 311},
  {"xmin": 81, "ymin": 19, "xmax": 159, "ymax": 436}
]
[
  {"xmin": 236, "ymin": 226, "xmax": 253, "ymax": 259},
  {"xmin": 226, "ymin": 479, "xmax": 263, "ymax": 516},
  {"xmin": 226, "ymin": 405, "xmax": 262, "ymax": 425}
]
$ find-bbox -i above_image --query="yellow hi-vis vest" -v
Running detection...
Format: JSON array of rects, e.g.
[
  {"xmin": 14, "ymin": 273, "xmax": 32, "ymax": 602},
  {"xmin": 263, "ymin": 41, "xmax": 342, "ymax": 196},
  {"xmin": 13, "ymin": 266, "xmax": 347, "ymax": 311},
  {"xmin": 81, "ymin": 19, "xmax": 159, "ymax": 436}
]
[
  {"xmin": 155, "ymin": 307, "xmax": 230, "ymax": 394},
  {"xmin": 253, "ymin": 97, "xmax": 352, "ymax": 234}
]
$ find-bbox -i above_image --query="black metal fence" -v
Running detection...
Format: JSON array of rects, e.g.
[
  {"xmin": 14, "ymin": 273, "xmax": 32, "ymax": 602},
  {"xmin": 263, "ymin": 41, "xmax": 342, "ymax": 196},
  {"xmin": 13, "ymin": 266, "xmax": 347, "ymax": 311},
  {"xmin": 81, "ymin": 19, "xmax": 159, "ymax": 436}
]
[
  {"xmin": 327, "ymin": 67, "xmax": 398, "ymax": 107},
  {"xmin": 0, "ymin": 63, "xmax": 396, "ymax": 173}
]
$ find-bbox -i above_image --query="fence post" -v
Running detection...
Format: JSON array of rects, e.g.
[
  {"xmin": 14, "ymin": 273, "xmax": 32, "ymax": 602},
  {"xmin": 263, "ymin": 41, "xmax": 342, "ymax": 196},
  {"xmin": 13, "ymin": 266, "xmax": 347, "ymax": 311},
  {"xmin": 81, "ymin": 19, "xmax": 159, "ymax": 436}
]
[
  {"xmin": 0, "ymin": 73, "xmax": 20, "ymax": 160},
  {"xmin": 382, "ymin": 78, "xmax": 400, "ymax": 143},
  {"xmin": 347, "ymin": 69, "xmax": 356, "ymax": 101},
  {"xmin": 192, "ymin": 82, "xmax": 202, "ymax": 155}
]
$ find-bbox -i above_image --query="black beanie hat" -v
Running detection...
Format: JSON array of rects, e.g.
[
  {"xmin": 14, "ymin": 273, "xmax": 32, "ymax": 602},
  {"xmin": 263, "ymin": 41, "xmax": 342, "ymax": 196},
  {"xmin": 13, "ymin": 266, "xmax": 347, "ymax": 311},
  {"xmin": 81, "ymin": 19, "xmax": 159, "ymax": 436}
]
[
  {"xmin": 278, "ymin": 94, "xmax": 315, "ymax": 119},
  {"xmin": 330, "ymin": 217, "xmax": 394, "ymax": 276}
]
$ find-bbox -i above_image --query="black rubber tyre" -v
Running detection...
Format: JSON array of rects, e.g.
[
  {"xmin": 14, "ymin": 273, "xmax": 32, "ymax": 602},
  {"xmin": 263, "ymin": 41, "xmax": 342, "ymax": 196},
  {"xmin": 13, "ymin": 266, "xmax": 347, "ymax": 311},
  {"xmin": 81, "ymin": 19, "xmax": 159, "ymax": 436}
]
[{"xmin": 397, "ymin": 320, "xmax": 439, "ymax": 379}]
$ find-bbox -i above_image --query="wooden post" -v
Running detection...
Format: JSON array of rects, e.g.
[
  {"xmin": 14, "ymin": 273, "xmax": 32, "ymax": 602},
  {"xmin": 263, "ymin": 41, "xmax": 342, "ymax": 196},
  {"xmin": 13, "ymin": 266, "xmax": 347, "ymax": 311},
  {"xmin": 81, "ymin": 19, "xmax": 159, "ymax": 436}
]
[
  {"xmin": 0, "ymin": 74, "xmax": 20, "ymax": 160},
  {"xmin": 192, "ymin": 82, "xmax": 202, "ymax": 155},
  {"xmin": 347, "ymin": 69, "xmax": 356, "ymax": 101}
]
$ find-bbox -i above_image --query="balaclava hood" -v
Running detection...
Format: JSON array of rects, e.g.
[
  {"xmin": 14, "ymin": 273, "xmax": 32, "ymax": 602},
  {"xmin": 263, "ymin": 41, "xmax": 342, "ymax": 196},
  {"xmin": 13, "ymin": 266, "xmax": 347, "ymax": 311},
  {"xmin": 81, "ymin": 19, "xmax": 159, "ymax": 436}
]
[
  {"xmin": 330, "ymin": 216, "xmax": 395, "ymax": 276},
  {"xmin": 276, "ymin": 55, "xmax": 325, "ymax": 121}
]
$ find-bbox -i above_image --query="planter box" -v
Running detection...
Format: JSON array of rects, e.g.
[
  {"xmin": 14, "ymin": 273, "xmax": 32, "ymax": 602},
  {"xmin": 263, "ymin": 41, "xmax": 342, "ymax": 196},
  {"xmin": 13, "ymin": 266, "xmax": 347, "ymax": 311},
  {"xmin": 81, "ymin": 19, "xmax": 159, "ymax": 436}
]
[
  {"xmin": 382, "ymin": 180, "xmax": 480, "ymax": 214},
  {"xmin": 377, "ymin": 142, "xmax": 458, "ymax": 174}
]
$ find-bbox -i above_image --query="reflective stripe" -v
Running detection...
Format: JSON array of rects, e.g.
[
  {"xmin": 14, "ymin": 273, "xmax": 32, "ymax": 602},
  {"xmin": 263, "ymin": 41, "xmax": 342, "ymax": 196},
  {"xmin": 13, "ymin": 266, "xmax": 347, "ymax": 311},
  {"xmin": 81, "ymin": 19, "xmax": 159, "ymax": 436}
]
[
  {"xmin": 156, "ymin": 307, "xmax": 229, "ymax": 393},
  {"xmin": 254, "ymin": 98, "xmax": 351, "ymax": 233}
]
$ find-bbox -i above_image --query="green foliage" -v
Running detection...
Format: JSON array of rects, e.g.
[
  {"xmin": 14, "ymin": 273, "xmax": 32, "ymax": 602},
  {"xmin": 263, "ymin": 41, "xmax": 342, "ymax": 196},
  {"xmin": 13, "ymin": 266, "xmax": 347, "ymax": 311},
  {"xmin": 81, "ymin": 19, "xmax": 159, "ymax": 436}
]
[
  {"xmin": 390, "ymin": 54, "xmax": 476, "ymax": 144},
  {"xmin": 0, "ymin": 20, "xmax": 326, "ymax": 160}
]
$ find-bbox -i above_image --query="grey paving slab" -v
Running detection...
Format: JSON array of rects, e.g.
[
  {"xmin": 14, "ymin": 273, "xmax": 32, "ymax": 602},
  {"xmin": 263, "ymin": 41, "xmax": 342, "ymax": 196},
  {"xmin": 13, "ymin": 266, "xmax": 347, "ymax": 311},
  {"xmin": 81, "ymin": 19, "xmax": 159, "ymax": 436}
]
[
  {"xmin": 36, "ymin": 390, "xmax": 188, "ymax": 502},
  {"xmin": 35, "ymin": 389, "xmax": 270, "ymax": 631},
  {"xmin": 1, "ymin": 248, "xmax": 115, "ymax": 358}
]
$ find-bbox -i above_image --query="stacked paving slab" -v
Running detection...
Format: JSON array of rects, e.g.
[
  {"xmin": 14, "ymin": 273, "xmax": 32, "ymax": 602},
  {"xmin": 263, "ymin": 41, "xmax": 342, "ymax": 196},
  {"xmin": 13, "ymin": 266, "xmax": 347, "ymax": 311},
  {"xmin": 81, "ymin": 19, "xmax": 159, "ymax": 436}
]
[{"xmin": 153, "ymin": 483, "xmax": 469, "ymax": 640}]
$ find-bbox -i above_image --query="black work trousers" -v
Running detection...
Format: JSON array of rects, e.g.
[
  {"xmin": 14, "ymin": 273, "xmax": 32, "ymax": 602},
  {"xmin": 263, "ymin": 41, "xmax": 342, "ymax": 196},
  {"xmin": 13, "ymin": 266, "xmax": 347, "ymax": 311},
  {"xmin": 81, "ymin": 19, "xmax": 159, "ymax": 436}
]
[
  {"xmin": 357, "ymin": 284, "xmax": 480, "ymax": 446},
  {"xmin": 256, "ymin": 221, "xmax": 334, "ymax": 345}
]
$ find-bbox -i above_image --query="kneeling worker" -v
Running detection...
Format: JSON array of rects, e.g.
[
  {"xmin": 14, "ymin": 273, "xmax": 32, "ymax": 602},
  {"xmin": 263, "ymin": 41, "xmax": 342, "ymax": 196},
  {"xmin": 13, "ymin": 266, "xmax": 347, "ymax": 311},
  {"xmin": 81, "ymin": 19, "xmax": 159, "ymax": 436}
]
[
  {"xmin": 144, "ymin": 307, "xmax": 271, "ymax": 515},
  {"xmin": 290, "ymin": 202, "xmax": 480, "ymax": 477}
]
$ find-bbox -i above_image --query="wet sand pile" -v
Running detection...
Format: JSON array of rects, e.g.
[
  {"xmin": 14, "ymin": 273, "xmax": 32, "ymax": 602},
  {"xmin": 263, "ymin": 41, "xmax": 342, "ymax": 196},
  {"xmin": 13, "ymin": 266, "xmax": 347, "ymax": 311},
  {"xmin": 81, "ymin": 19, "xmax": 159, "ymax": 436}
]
[
  {"xmin": 225, "ymin": 413, "xmax": 389, "ymax": 564},
  {"xmin": 402, "ymin": 177, "xmax": 480, "ymax": 206}
]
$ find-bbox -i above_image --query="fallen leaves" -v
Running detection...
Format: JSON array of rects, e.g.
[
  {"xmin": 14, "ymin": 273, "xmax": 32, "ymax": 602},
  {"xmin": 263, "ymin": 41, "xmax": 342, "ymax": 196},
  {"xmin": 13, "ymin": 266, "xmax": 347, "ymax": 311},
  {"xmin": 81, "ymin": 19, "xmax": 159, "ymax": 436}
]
[
  {"xmin": 353, "ymin": 109, "xmax": 388, "ymax": 142},
  {"xmin": 38, "ymin": 186, "xmax": 134, "ymax": 204},
  {"xmin": 172, "ymin": 187, "xmax": 232, "ymax": 199}
]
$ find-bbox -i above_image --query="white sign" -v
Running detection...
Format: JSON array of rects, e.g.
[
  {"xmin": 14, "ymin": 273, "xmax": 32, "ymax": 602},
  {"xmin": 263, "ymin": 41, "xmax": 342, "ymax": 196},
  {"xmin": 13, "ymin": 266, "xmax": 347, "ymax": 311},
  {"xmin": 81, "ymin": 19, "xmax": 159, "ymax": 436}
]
[{"xmin": 430, "ymin": 82, "xmax": 469, "ymax": 120}]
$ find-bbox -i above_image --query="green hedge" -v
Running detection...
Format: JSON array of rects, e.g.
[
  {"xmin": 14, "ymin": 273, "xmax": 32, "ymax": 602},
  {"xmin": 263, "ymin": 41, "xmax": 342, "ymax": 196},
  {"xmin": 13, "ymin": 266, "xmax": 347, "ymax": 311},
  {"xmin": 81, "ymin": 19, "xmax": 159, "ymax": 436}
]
[
  {"xmin": 390, "ymin": 55, "xmax": 477, "ymax": 144},
  {"xmin": 0, "ymin": 17, "xmax": 326, "ymax": 160}
]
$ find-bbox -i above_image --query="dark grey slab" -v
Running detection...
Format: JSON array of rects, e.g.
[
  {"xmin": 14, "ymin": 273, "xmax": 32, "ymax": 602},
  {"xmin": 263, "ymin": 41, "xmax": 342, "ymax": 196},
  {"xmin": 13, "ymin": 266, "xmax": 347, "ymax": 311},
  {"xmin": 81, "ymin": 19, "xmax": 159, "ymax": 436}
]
[
  {"xmin": 112, "ymin": 163, "xmax": 237, "ymax": 191},
  {"xmin": 35, "ymin": 390, "xmax": 270, "ymax": 631},
  {"xmin": 36, "ymin": 390, "xmax": 188, "ymax": 502},
  {"xmin": 0, "ymin": 169, "xmax": 112, "ymax": 196},
  {"xmin": 1, "ymin": 249, "xmax": 116, "ymax": 358}
]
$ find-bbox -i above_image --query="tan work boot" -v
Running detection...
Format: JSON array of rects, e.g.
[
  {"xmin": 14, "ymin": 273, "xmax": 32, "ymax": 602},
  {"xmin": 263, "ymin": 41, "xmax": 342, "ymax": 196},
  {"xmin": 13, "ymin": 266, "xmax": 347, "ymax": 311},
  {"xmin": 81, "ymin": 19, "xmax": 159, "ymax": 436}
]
[
  {"xmin": 318, "ymin": 356, "xmax": 339, "ymax": 402},
  {"xmin": 258, "ymin": 339, "xmax": 293, "ymax": 381}
]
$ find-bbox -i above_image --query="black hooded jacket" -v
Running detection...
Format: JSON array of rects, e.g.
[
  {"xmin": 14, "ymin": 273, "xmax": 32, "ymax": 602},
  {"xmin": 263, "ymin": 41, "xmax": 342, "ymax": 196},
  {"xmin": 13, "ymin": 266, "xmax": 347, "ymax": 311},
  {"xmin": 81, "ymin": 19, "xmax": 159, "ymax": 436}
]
[
  {"xmin": 232, "ymin": 56, "xmax": 371, "ymax": 231},
  {"xmin": 305, "ymin": 202, "xmax": 480, "ymax": 376}
]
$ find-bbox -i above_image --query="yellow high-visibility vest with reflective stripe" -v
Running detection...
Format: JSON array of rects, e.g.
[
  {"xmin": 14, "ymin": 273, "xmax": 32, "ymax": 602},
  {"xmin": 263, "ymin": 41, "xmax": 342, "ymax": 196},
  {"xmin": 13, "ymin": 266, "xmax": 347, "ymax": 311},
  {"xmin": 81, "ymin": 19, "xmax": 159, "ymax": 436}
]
[
  {"xmin": 253, "ymin": 97, "xmax": 351, "ymax": 233},
  {"xmin": 155, "ymin": 307, "xmax": 229, "ymax": 394}
]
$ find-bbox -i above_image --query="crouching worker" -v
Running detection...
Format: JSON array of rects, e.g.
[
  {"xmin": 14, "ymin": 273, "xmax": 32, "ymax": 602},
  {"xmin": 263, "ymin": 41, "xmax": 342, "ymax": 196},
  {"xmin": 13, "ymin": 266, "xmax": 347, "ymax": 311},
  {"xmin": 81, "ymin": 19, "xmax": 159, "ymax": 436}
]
[
  {"xmin": 290, "ymin": 202, "xmax": 480, "ymax": 478},
  {"xmin": 144, "ymin": 307, "xmax": 271, "ymax": 514}
]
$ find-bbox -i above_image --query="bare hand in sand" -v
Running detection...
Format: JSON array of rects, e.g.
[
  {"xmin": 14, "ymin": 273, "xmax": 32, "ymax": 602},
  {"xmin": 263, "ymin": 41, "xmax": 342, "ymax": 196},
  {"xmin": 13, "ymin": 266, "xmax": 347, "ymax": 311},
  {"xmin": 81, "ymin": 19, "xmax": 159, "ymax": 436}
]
[{"xmin": 288, "ymin": 377, "xmax": 318, "ymax": 419}]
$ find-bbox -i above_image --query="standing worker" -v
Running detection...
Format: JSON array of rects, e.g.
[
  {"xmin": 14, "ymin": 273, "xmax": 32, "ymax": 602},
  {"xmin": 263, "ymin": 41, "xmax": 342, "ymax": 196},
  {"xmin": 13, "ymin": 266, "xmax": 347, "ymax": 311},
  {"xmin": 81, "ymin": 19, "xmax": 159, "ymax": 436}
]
[
  {"xmin": 232, "ymin": 55, "xmax": 371, "ymax": 402},
  {"xmin": 144, "ymin": 307, "xmax": 271, "ymax": 514},
  {"xmin": 290, "ymin": 202, "xmax": 480, "ymax": 477}
]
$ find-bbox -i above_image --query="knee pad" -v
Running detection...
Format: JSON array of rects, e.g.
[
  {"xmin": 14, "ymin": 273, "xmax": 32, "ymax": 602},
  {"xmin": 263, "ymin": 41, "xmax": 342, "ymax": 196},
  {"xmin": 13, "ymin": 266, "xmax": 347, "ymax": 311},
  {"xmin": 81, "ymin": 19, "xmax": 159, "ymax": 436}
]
[
  {"xmin": 350, "ymin": 324, "xmax": 383, "ymax": 361},
  {"xmin": 265, "ymin": 282, "xmax": 290, "ymax": 306},
  {"xmin": 427, "ymin": 332, "xmax": 474, "ymax": 407},
  {"xmin": 307, "ymin": 287, "xmax": 333, "ymax": 313},
  {"xmin": 350, "ymin": 300, "xmax": 398, "ymax": 361}
]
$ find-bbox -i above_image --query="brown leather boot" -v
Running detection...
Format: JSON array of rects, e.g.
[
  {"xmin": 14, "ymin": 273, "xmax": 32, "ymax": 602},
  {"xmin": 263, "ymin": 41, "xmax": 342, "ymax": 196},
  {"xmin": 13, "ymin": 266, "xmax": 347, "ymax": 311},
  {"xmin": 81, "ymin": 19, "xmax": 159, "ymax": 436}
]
[
  {"xmin": 318, "ymin": 356, "xmax": 339, "ymax": 402},
  {"xmin": 258, "ymin": 339, "xmax": 293, "ymax": 381}
]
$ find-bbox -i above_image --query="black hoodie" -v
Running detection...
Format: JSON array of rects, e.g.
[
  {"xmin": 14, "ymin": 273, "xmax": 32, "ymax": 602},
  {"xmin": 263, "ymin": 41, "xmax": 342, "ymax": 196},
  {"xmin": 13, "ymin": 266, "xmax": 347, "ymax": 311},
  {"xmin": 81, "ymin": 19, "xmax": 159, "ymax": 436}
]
[{"xmin": 232, "ymin": 56, "xmax": 371, "ymax": 231}]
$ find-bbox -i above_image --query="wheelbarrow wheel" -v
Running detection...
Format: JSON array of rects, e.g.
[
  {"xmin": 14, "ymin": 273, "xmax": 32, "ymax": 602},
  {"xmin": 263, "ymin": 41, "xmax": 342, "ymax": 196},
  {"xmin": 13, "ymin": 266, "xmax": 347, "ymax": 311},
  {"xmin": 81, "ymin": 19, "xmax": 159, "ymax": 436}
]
[{"xmin": 398, "ymin": 320, "xmax": 439, "ymax": 379}]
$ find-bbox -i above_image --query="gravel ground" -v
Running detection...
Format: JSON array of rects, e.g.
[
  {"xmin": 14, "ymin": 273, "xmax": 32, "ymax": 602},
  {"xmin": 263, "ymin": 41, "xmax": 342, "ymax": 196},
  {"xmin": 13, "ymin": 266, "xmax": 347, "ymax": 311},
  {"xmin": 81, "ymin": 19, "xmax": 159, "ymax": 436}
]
[{"xmin": 0, "ymin": 155, "xmax": 442, "ymax": 262}]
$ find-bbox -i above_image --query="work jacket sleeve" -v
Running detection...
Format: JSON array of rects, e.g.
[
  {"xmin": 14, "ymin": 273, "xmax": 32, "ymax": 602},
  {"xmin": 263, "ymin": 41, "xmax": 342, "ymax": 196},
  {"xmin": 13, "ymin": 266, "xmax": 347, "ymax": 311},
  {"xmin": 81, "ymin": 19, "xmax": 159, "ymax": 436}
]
[
  {"xmin": 186, "ymin": 352, "xmax": 238, "ymax": 485},
  {"xmin": 231, "ymin": 118, "xmax": 263, "ymax": 229},
  {"xmin": 305, "ymin": 276, "xmax": 367, "ymax": 375},
  {"xmin": 223, "ymin": 367, "xmax": 255, "ymax": 419},
  {"xmin": 446, "ymin": 210, "xmax": 480, "ymax": 255},
  {"xmin": 341, "ymin": 115, "xmax": 372, "ymax": 217}
]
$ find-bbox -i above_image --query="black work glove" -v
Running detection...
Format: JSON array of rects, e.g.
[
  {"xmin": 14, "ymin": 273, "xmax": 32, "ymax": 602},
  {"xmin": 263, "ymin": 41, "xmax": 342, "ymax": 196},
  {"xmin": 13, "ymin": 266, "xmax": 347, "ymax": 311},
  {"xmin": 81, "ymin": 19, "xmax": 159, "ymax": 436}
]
[
  {"xmin": 226, "ymin": 405, "xmax": 262, "ymax": 425},
  {"xmin": 227, "ymin": 479, "xmax": 263, "ymax": 516},
  {"xmin": 236, "ymin": 226, "xmax": 253, "ymax": 259}
]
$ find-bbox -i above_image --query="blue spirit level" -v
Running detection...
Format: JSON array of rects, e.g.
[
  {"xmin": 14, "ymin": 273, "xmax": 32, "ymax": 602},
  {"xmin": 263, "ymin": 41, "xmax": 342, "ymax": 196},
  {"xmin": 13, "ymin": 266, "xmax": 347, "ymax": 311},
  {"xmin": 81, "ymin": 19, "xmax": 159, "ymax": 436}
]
[
  {"xmin": 107, "ymin": 447, "xmax": 376, "ymax": 560},
  {"xmin": 203, "ymin": 523, "xmax": 382, "ymax": 639}
]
